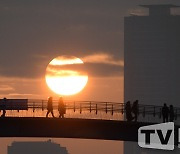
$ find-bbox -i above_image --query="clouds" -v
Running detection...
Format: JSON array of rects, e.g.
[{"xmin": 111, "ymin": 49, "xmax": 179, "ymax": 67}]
[
  {"xmin": 0, "ymin": 76, "xmax": 44, "ymax": 98},
  {"xmin": 45, "ymin": 54, "xmax": 123, "ymax": 78},
  {"xmin": 0, "ymin": 85, "xmax": 14, "ymax": 92},
  {"xmin": 0, "ymin": 0, "xmax": 179, "ymax": 101},
  {"xmin": 0, "ymin": 0, "xmax": 179, "ymax": 79},
  {"xmin": 0, "ymin": 0, "xmax": 124, "ymax": 78},
  {"xmin": 81, "ymin": 53, "xmax": 123, "ymax": 77},
  {"xmin": 82, "ymin": 53, "xmax": 124, "ymax": 66}
]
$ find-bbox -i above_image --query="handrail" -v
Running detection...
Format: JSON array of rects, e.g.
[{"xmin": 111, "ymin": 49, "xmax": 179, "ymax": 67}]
[{"xmin": 1, "ymin": 99, "xmax": 180, "ymax": 120}]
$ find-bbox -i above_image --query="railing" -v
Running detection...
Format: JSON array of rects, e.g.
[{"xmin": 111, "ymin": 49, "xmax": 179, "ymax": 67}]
[{"xmin": 1, "ymin": 99, "xmax": 180, "ymax": 122}]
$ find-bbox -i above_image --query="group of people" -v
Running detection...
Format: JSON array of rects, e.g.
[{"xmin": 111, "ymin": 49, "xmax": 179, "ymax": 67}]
[
  {"xmin": 0, "ymin": 97, "xmax": 176, "ymax": 122},
  {"xmin": 46, "ymin": 97, "xmax": 66, "ymax": 118},
  {"xmin": 125, "ymin": 101, "xmax": 175, "ymax": 123},
  {"xmin": 162, "ymin": 103, "xmax": 175, "ymax": 122},
  {"xmin": 125, "ymin": 100, "xmax": 139, "ymax": 122},
  {"xmin": 0, "ymin": 97, "xmax": 66, "ymax": 118}
]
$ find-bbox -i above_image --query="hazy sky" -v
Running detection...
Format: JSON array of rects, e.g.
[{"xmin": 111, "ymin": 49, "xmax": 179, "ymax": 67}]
[
  {"xmin": 0, "ymin": 0, "xmax": 180, "ymax": 102},
  {"xmin": 0, "ymin": 1, "xmax": 180, "ymax": 154}
]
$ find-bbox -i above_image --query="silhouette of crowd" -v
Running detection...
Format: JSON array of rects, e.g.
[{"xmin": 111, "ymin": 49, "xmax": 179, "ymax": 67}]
[
  {"xmin": 125, "ymin": 100, "xmax": 175, "ymax": 122},
  {"xmin": 0, "ymin": 96, "xmax": 176, "ymax": 123},
  {"xmin": 0, "ymin": 96, "xmax": 66, "ymax": 118}
]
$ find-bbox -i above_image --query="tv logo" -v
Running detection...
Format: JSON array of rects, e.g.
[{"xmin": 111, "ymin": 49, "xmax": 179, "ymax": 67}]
[{"xmin": 138, "ymin": 122, "xmax": 174, "ymax": 150}]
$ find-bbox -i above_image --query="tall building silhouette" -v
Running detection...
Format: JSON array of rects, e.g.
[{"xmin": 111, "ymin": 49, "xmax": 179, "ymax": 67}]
[
  {"xmin": 124, "ymin": 4, "xmax": 180, "ymax": 106},
  {"xmin": 8, "ymin": 140, "xmax": 68, "ymax": 154},
  {"xmin": 124, "ymin": 4, "xmax": 180, "ymax": 154}
]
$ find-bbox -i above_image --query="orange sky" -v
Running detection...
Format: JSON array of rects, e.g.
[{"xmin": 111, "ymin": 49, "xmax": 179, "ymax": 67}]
[
  {"xmin": 0, "ymin": 53, "xmax": 124, "ymax": 102},
  {"xmin": 0, "ymin": 76, "xmax": 123, "ymax": 102}
]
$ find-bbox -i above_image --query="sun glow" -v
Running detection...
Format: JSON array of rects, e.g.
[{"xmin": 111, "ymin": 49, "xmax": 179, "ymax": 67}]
[{"xmin": 45, "ymin": 56, "xmax": 88, "ymax": 96}]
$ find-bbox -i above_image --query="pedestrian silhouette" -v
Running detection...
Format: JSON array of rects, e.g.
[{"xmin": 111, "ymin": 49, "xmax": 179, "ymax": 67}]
[
  {"xmin": 132, "ymin": 100, "xmax": 139, "ymax": 122},
  {"xmin": 1, "ymin": 97, "xmax": 7, "ymax": 117},
  {"xmin": 169, "ymin": 105, "xmax": 174, "ymax": 122},
  {"xmin": 162, "ymin": 103, "xmax": 169, "ymax": 122},
  {"xmin": 46, "ymin": 97, "xmax": 55, "ymax": 118},
  {"xmin": 58, "ymin": 97, "xmax": 66, "ymax": 118},
  {"xmin": 125, "ymin": 101, "xmax": 134, "ymax": 121}
]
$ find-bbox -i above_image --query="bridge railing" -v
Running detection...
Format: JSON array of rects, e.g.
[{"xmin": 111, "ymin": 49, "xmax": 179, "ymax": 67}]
[
  {"xmin": 27, "ymin": 100, "xmax": 124, "ymax": 115},
  {"xmin": 1, "ymin": 99, "xmax": 180, "ymax": 121},
  {"xmin": 27, "ymin": 100, "xmax": 180, "ymax": 119}
]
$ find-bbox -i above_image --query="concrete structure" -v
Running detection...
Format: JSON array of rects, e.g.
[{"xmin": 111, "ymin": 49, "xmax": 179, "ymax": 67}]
[
  {"xmin": 124, "ymin": 4, "xmax": 180, "ymax": 105},
  {"xmin": 8, "ymin": 140, "xmax": 68, "ymax": 154},
  {"xmin": 124, "ymin": 4, "xmax": 180, "ymax": 154},
  {"xmin": 0, "ymin": 117, "xmax": 151, "ymax": 142}
]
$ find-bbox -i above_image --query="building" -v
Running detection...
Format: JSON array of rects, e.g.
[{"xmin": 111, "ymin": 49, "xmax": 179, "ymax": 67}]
[
  {"xmin": 8, "ymin": 140, "xmax": 68, "ymax": 154},
  {"xmin": 124, "ymin": 4, "xmax": 180, "ymax": 154},
  {"xmin": 124, "ymin": 4, "xmax": 180, "ymax": 106}
]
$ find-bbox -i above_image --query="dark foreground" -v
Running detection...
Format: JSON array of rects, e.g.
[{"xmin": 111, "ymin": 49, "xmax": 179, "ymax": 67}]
[{"xmin": 0, "ymin": 117, "xmax": 178, "ymax": 144}]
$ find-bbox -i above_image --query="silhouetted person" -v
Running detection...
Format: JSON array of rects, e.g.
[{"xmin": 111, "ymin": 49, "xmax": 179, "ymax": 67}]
[
  {"xmin": 46, "ymin": 97, "xmax": 55, "ymax": 118},
  {"xmin": 169, "ymin": 105, "xmax": 174, "ymax": 122},
  {"xmin": 132, "ymin": 100, "xmax": 139, "ymax": 122},
  {"xmin": 162, "ymin": 103, "xmax": 169, "ymax": 122},
  {"xmin": 1, "ymin": 97, "xmax": 7, "ymax": 117},
  {"xmin": 58, "ymin": 97, "xmax": 66, "ymax": 118},
  {"xmin": 125, "ymin": 101, "xmax": 133, "ymax": 121}
]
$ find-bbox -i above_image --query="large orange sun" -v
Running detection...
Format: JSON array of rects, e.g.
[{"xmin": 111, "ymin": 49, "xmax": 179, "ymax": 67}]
[{"xmin": 45, "ymin": 56, "xmax": 88, "ymax": 96}]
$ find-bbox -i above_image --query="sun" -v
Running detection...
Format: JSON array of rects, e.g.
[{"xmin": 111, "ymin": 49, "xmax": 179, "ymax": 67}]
[{"xmin": 45, "ymin": 56, "xmax": 88, "ymax": 96}]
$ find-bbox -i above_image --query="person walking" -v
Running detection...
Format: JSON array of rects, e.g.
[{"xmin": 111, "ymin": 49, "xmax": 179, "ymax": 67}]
[
  {"xmin": 132, "ymin": 100, "xmax": 139, "ymax": 122},
  {"xmin": 169, "ymin": 105, "xmax": 175, "ymax": 122},
  {"xmin": 125, "ymin": 101, "xmax": 134, "ymax": 122},
  {"xmin": 46, "ymin": 97, "xmax": 55, "ymax": 118},
  {"xmin": 162, "ymin": 103, "xmax": 169, "ymax": 122},
  {"xmin": 1, "ymin": 97, "xmax": 7, "ymax": 117},
  {"xmin": 58, "ymin": 97, "xmax": 66, "ymax": 118}
]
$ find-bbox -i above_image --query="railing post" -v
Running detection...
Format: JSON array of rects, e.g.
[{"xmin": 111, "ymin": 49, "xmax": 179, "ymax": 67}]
[
  {"xmin": 80, "ymin": 103, "xmax": 82, "ymax": 114},
  {"xmin": 105, "ymin": 102, "xmax": 107, "ymax": 113},
  {"xmin": 42, "ymin": 100, "xmax": 44, "ymax": 111},
  {"xmin": 121, "ymin": 103, "xmax": 123, "ymax": 114},
  {"xmin": 159, "ymin": 108, "xmax": 162, "ymax": 119},
  {"xmin": 96, "ymin": 104, "xmax": 97, "ymax": 114},
  {"xmin": 33, "ymin": 102, "xmax": 35, "ymax": 112},
  {"xmin": 111, "ymin": 104, "xmax": 113, "ymax": 115},
  {"xmin": 175, "ymin": 109, "xmax": 177, "ymax": 120},
  {"xmin": 90, "ymin": 102, "xmax": 92, "ymax": 113},
  {"xmin": 153, "ymin": 106, "xmax": 155, "ymax": 117},
  {"xmin": 143, "ymin": 107, "xmax": 145, "ymax": 117},
  {"xmin": 74, "ymin": 102, "xmax": 76, "ymax": 112}
]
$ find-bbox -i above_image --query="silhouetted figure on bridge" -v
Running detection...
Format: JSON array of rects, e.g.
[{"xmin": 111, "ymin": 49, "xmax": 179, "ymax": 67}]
[
  {"xmin": 1, "ymin": 97, "xmax": 7, "ymax": 117},
  {"xmin": 58, "ymin": 97, "xmax": 66, "ymax": 118},
  {"xmin": 169, "ymin": 105, "xmax": 175, "ymax": 122},
  {"xmin": 132, "ymin": 100, "xmax": 139, "ymax": 122},
  {"xmin": 46, "ymin": 97, "xmax": 55, "ymax": 118},
  {"xmin": 162, "ymin": 103, "xmax": 169, "ymax": 122},
  {"xmin": 125, "ymin": 101, "xmax": 133, "ymax": 121}
]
